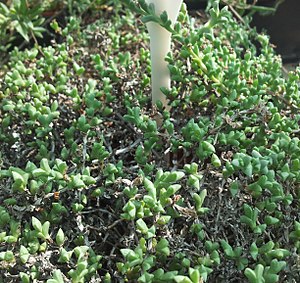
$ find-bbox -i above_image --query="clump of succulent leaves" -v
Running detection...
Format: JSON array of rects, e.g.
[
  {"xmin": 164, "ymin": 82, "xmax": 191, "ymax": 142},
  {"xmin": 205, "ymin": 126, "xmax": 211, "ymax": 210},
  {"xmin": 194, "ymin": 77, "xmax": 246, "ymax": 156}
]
[
  {"xmin": 0, "ymin": 0, "xmax": 300, "ymax": 282},
  {"xmin": 0, "ymin": 0, "xmax": 114, "ymax": 63}
]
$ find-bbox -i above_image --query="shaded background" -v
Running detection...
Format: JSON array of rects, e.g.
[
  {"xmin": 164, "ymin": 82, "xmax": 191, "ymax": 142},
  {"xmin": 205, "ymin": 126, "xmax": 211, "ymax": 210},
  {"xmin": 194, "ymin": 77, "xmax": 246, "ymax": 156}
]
[
  {"xmin": 252, "ymin": 0, "xmax": 300, "ymax": 63},
  {"xmin": 185, "ymin": 0, "xmax": 300, "ymax": 63}
]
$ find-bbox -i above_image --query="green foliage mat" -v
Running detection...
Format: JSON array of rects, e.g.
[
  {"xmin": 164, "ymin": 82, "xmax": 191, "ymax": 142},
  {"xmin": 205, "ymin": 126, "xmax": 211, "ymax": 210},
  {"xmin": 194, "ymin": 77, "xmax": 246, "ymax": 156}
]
[{"xmin": 0, "ymin": 1, "xmax": 300, "ymax": 282}]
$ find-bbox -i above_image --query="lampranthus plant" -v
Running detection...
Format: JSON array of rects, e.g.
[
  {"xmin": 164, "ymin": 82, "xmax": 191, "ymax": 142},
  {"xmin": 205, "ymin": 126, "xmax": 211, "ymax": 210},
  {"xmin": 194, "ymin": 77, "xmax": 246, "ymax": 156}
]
[{"xmin": 0, "ymin": 0, "xmax": 300, "ymax": 282}]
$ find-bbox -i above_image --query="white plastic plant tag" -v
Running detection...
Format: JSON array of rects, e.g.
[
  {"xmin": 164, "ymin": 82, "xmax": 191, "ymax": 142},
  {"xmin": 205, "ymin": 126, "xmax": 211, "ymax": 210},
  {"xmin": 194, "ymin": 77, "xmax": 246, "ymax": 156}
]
[{"xmin": 145, "ymin": 0, "xmax": 183, "ymax": 109}]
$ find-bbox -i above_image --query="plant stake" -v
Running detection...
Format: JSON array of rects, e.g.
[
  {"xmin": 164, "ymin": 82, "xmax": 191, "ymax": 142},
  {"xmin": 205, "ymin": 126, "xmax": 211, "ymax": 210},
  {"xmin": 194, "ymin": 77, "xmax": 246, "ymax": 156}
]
[{"xmin": 145, "ymin": 0, "xmax": 182, "ymax": 110}]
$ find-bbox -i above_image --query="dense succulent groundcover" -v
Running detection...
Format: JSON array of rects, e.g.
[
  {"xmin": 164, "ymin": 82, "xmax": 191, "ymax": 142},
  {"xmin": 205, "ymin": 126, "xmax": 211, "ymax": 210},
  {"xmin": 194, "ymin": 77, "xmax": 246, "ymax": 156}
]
[{"xmin": 1, "ymin": 0, "xmax": 300, "ymax": 282}]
